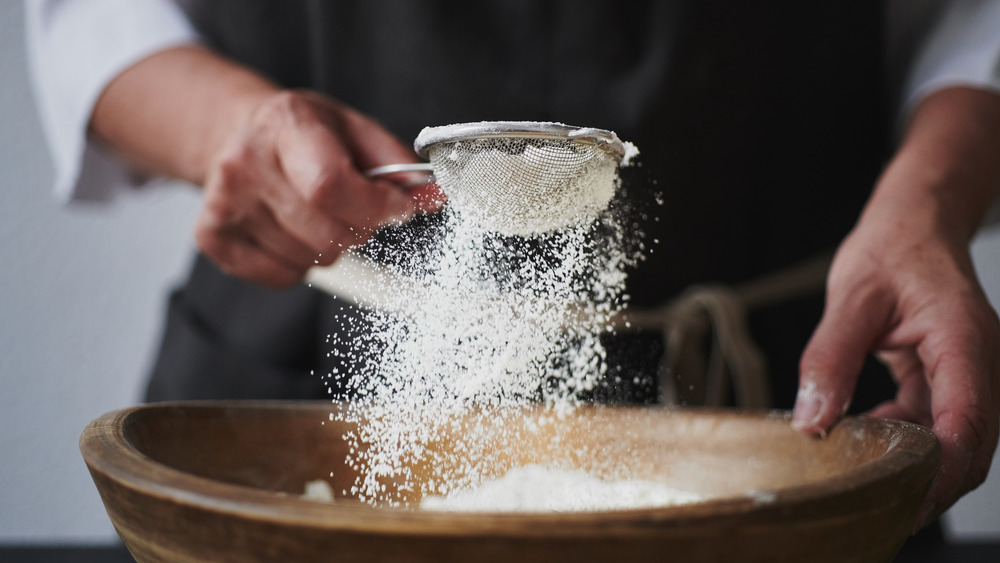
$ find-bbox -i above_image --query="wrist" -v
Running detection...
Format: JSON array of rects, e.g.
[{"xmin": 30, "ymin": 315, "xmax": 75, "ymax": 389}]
[
  {"xmin": 91, "ymin": 45, "xmax": 280, "ymax": 187},
  {"xmin": 195, "ymin": 70, "xmax": 279, "ymax": 187},
  {"xmin": 861, "ymin": 87, "xmax": 1000, "ymax": 247}
]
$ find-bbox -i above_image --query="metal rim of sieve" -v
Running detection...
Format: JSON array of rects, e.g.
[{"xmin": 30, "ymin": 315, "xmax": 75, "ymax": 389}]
[{"xmin": 413, "ymin": 121, "xmax": 625, "ymax": 161}]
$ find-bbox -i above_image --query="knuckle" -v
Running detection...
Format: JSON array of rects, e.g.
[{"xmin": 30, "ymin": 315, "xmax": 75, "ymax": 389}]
[
  {"xmin": 257, "ymin": 90, "xmax": 304, "ymax": 123},
  {"xmin": 194, "ymin": 228, "xmax": 237, "ymax": 274},
  {"xmin": 205, "ymin": 153, "xmax": 255, "ymax": 210},
  {"xmin": 203, "ymin": 170, "xmax": 256, "ymax": 229},
  {"xmin": 214, "ymin": 152, "xmax": 249, "ymax": 186},
  {"xmin": 305, "ymin": 164, "xmax": 353, "ymax": 207},
  {"xmin": 269, "ymin": 89, "xmax": 300, "ymax": 110},
  {"xmin": 241, "ymin": 92, "xmax": 301, "ymax": 149},
  {"xmin": 256, "ymin": 90, "xmax": 322, "ymax": 133},
  {"xmin": 950, "ymin": 406, "xmax": 995, "ymax": 457},
  {"xmin": 202, "ymin": 193, "xmax": 243, "ymax": 229}
]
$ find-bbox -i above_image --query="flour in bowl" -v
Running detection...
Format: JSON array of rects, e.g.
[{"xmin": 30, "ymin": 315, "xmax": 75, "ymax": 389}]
[
  {"xmin": 321, "ymin": 130, "xmax": 650, "ymax": 507},
  {"xmin": 421, "ymin": 464, "xmax": 703, "ymax": 512}
]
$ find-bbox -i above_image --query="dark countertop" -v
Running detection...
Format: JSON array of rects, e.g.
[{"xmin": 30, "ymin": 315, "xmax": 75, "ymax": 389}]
[
  {"xmin": 0, "ymin": 546, "xmax": 134, "ymax": 563},
  {"xmin": 2, "ymin": 542, "xmax": 1000, "ymax": 562}
]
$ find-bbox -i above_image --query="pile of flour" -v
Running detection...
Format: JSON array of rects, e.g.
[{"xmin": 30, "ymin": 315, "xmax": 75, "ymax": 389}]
[
  {"xmin": 421, "ymin": 464, "xmax": 703, "ymax": 512},
  {"xmin": 322, "ymin": 135, "xmax": 651, "ymax": 508}
]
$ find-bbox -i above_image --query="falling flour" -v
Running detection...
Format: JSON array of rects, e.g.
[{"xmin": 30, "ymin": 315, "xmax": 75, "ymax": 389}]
[{"xmin": 322, "ymin": 133, "xmax": 648, "ymax": 508}]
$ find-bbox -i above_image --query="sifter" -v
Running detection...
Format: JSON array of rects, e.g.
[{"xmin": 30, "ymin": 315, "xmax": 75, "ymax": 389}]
[{"xmin": 370, "ymin": 122, "xmax": 628, "ymax": 236}]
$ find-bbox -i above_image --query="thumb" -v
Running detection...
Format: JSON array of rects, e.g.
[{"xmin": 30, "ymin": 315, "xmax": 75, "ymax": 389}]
[
  {"xmin": 794, "ymin": 286, "xmax": 893, "ymax": 435},
  {"xmin": 335, "ymin": 103, "xmax": 421, "ymax": 171}
]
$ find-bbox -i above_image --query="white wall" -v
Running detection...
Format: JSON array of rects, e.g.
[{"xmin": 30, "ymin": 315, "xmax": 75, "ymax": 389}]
[
  {"xmin": 0, "ymin": 1, "xmax": 200, "ymax": 543},
  {"xmin": 1, "ymin": 0, "xmax": 999, "ymax": 545}
]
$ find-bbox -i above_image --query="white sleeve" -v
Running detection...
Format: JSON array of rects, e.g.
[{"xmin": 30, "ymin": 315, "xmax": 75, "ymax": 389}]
[
  {"xmin": 903, "ymin": 0, "xmax": 1000, "ymax": 113},
  {"xmin": 25, "ymin": 0, "xmax": 200, "ymax": 202},
  {"xmin": 897, "ymin": 0, "xmax": 1000, "ymax": 226}
]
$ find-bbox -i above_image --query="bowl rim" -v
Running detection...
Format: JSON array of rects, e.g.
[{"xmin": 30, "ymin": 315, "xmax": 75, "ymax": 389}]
[{"xmin": 80, "ymin": 400, "xmax": 940, "ymax": 538}]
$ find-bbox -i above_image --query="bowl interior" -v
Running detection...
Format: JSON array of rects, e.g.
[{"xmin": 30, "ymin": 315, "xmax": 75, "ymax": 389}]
[{"xmin": 120, "ymin": 401, "xmax": 931, "ymax": 507}]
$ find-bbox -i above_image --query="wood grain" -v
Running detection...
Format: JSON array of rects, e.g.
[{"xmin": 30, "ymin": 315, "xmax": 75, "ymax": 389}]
[{"xmin": 80, "ymin": 401, "xmax": 939, "ymax": 562}]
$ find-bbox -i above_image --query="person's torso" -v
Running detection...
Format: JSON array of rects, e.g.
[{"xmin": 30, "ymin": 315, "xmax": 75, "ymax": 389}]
[{"xmin": 180, "ymin": 0, "xmax": 888, "ymax": 305}]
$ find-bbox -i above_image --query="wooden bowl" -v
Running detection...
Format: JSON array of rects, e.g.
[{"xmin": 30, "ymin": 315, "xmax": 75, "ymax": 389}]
[{"xmin": 80, "ymin": 401, "xmax": 938, "ymax": 562}]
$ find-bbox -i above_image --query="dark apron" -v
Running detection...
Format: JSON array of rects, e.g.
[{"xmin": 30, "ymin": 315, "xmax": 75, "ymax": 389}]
[{"xmin": 147, "ymin": 0, "xmax": 892, "ymax": 408}]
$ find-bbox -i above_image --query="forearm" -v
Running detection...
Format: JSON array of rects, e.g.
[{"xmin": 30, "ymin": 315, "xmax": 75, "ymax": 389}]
[
  {"xmin": 863, "ymin": 86, "xmax": 1000, "ymax": 248},
  {"xmin": 89, "ymin": 45, "xmax": 279, "ymax": 187},
  {"xmin": 88, "ymin": 43, "xmax": 435, "ymax": 287},
  {"xmin": 797, "ymin": 85, "xmax": 1000, "ymax": 526}
]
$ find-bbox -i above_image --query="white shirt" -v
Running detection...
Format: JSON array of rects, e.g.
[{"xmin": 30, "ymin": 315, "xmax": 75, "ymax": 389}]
[
  {"xmin": 24, "ymin": 0, "xmax": 1000, "ymax": 202},
  {"xmin": 25, "ymin": 0, "xmax": 198, "ymax": 201},
  {"xmin": 904, "ymin": 0, "xmax": 1000, "ymax": 112}
]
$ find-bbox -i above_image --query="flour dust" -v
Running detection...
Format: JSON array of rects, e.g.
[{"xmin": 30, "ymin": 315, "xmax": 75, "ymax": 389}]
[{"xmin": 321, "ymin": 147, "xmax": 643, "ymax": 508}]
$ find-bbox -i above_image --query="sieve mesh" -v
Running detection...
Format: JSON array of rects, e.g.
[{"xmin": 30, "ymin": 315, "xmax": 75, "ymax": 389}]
[{"xmin": 415, "ymin": 122, "xmax": 626, "ymax": 237}]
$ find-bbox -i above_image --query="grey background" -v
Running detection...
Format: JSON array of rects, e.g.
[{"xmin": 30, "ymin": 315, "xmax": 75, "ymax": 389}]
[
  {"xmin": 2, "ymin": 0, "xmax": 999, "ymax": 544},
  {"xmin": 1, "ymin": 0, "xmax": 200, "ymax": 543}
]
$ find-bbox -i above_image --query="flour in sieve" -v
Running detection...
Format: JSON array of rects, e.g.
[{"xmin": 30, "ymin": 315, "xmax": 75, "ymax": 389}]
[
  {"xmin": 448, "ymin": 146, "xmax": 615, "ymax": 236},
  {"xmin": 430, "ymin": 138, "xmax": 638, "ymax": 237}
]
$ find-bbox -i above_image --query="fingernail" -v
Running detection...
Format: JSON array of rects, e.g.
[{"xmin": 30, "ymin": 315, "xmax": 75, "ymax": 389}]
[{"xmin": 791, "ymin": 382, "xmax": 825, "ymax": 433}]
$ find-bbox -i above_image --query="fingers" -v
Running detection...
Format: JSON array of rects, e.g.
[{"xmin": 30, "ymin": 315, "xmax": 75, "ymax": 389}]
[
  {"xmin": 331, "ymin": 96, "xmax": 425, "ymax": 170},
  {"xmin": 793, "ymin": 281, "xmax": 893, "ymax": 435},
  {"xmin": 920, "ymin": 410, "xmax": 994, "ymax": 528},
  {"xmin": 916, "ymin": 322, "xmax": 999, "ymax": 526},
  {"xmin": 865, "ymin": 350, "xmax": 933, "ymax": 425},
  {"xmin": 197, "ymin": 148, "xmax": 362, "ymax": 287},
  {"xmin": 195, "ymin": 90, "xmax": 429, "ymax": 287},
  {"xmin": 194, "ymin": 214, "xmax": 307, "ymax": 289},
  {"xmin": 258, "ymin": 93, "xmax": 428, "ymax": 251},
  {"xmin": 276, "ymin": 125, "xmax": 418, "ymax": 233},
  {"xmin": 195, "ymin": 190, "xmax": 364, "ymax": 288}
]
